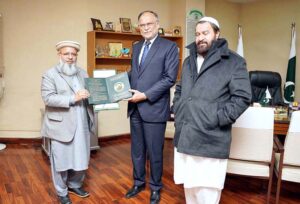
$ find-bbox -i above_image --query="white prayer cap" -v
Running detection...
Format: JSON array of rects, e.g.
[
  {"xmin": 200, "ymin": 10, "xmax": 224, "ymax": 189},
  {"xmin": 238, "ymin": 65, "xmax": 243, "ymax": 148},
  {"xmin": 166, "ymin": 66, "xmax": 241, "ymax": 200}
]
[
  {"xmin": 199, "ymin": 16, "xmax": 220, "ymax": 29},
  {"xmin": 56, "ymin": 40, "xmax": 80, "ymax": 51}
]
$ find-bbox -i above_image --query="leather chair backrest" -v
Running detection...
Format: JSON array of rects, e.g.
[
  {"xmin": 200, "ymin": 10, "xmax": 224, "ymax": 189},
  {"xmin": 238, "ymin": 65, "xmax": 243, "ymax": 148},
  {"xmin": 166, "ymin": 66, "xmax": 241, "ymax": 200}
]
[{"xmin": 249, "ymin": 71, "xmax": 284, "ymax": 106}]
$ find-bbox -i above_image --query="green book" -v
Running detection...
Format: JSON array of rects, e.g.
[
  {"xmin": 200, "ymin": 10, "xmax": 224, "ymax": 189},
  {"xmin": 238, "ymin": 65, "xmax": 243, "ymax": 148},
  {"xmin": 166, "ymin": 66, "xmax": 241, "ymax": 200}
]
[{"xmin": 85, "ymin": 72, "xmax": 132, "ymax": 105}]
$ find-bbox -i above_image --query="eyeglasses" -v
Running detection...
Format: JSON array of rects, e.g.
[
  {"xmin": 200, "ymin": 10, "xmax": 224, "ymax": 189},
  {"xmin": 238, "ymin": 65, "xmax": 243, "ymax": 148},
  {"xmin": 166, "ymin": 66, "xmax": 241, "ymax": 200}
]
[
  {"xmin": 139, "ymin": 22, "xmax": 156, "ymax": 29},
  {"xmin": 61, "ymin": 52, "xmax": 77, "ymax": 57}
]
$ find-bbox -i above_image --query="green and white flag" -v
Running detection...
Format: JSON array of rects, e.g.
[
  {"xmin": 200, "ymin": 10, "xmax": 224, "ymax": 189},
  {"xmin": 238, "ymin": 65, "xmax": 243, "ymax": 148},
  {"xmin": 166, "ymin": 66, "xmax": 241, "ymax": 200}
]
[
  {"xmin": 284, "ymin": 23, "xmax": 296, "ymax": 104},
  {"xmin": 259, "ymin": 86, "xmax": 272, "ymax": 106},
  {"xmin": 236, "ymin": 25, "xmax": 244, "ymax": 57}
]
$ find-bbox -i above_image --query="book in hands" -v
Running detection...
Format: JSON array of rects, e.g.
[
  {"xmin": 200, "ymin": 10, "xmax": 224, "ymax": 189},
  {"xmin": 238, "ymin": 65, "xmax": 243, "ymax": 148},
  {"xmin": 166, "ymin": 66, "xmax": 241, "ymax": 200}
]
[{"xmin": 85, "ymin": 72, "xmax": 132, "ymax": 105}]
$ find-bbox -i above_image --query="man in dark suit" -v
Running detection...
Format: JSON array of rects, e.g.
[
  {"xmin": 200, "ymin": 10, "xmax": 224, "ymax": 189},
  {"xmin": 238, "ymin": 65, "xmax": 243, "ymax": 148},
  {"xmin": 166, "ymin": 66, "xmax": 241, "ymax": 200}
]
[{"xmin": 125, "ymin": 10, "xmax": 179, "ymax": 204}]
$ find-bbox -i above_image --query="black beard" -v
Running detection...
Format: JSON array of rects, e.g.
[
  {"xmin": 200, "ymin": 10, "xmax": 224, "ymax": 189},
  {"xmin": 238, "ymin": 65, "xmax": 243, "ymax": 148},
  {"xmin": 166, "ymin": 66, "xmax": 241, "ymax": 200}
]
[{"xmin": 197, "ymin": 42, "xmax": 209, "ymax": 56}]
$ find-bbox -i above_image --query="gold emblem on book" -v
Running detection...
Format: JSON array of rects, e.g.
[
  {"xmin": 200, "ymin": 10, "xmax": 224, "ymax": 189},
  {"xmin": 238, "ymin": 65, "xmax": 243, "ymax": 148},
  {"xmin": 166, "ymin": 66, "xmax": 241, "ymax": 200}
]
[{"xmin": 114, "ymin": 82, "xmax": 125, "ymax": 92}]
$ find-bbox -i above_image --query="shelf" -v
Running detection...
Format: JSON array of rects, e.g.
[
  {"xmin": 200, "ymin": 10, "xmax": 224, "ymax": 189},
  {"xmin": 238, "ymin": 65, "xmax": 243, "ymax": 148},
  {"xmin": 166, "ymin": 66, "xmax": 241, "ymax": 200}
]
[
  {"xmin": 87, "ymin": 30, "xmax": 183, "ymax": 79},
  {"xmin": 96, "ymin": 56, "xmax": 132, "ymax": 60}
]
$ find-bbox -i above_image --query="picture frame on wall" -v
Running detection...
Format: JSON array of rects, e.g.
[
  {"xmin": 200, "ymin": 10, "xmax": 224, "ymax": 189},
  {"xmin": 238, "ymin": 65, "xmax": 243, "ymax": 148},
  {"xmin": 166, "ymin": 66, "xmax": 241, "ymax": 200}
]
[
  {"xmin": 91, "ymin": 18, "xmax": 103, "ymax": 30},
  {"xmin": 120, "ymin": 18, "xmax": 132, "ymax": 33}
]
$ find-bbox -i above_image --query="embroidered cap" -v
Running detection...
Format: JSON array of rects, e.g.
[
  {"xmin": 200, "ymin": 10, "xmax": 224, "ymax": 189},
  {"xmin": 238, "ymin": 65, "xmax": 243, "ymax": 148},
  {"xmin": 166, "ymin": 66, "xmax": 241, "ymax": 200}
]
[
  {"xmin": 199, "ymin": 16, "xmax": 220, "ymax": 29},
  {"xmin": 56, "ymin": 40, "xmax": 80, "ymax": 51}
]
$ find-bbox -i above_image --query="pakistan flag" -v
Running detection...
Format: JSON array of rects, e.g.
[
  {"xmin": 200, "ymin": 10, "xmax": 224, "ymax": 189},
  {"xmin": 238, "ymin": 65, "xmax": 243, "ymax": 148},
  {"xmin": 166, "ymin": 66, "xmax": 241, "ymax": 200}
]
[
  {"xmin": 259, "ymin": 87, "xmax": 272, "ymax": 106},
  {"xmin": 284, "ymin": 24, "xmax": 296, "ymax": 104}
]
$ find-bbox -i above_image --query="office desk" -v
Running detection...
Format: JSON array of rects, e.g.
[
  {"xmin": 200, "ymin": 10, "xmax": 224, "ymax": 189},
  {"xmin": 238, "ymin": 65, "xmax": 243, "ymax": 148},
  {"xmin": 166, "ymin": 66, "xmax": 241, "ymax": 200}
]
[{"xmin": 274, "ymin": 116, "xmax": 290, "ymax": 136}]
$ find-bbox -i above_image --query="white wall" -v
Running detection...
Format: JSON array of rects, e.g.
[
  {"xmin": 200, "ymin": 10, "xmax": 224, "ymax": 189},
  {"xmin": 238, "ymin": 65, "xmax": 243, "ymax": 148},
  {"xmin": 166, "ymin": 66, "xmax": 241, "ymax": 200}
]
[
  {"xmin": 0, "ymin": 0, "xmax": 179, "ymax": 138},
  {"xmin": 2, "ymin": 0, "xmax": 298, "ymax": 139},
  {"xmin": 206, "ymin": 0, "xmax": 300, "ymax": 101}
]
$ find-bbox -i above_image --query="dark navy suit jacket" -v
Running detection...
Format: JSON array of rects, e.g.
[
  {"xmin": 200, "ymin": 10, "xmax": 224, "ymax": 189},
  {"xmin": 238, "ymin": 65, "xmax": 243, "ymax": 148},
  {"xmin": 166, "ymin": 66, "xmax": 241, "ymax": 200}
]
[{"xmin": 128, "ymin": 36, "xmax": 179, "ymax": 122}]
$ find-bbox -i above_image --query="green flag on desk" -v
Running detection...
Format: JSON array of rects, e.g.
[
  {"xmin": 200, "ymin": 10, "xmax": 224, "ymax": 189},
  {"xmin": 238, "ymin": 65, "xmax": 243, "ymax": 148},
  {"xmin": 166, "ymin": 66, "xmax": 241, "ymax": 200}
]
[
  {"xmin": 259, "ymin": 87, "xmax": 272, "ymax": 106},
  {"xmin": 284, "ymin": 23, "xmax": 296, "ymax": 104}
]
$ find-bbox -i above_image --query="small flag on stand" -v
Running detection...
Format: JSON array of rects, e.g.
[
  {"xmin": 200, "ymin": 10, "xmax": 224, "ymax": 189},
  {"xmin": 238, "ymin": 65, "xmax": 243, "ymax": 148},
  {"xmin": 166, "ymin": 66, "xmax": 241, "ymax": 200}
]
[
  {"xmin": 284, "ymin": 23, "xmax": 296, "ymax": 104},
  {"xmin": 259, "ymin": 87, "xmax": 272, "ymax": 106},
  {"xmin": 237, "ymin": 24, "xmax": 244, "ymax": 57}
]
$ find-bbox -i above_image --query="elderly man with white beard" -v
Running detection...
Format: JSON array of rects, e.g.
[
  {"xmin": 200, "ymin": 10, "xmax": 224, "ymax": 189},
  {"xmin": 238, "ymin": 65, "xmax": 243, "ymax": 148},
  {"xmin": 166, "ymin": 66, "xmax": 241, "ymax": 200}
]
[{"xmin": 41, "ymin": 41, "xmax": 95, "ymax": 204}]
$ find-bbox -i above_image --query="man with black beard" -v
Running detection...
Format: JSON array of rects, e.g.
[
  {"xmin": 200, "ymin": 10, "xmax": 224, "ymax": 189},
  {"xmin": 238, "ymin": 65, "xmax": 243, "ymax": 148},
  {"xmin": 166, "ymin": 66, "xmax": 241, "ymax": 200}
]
[
  {"xmin": 41, "ymin": 41, "xmax": 95, "ymax": 204},
  {"xmin": 173, "ymin": 17, "xmax": 251, "ymax": 203}
]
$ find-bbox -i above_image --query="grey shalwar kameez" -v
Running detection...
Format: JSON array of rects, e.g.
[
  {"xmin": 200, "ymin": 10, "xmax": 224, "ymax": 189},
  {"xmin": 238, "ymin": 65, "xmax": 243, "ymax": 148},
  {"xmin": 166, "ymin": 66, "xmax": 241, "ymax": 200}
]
[{"xmin": 50, "ymin": 75, "xmax": 90, "ymax": 196}]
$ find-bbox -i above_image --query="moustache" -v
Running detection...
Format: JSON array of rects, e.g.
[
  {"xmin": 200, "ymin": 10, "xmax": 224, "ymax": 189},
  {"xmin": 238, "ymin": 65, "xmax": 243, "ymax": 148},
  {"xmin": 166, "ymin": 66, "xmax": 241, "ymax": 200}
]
[{"xmin": 197, "ymin": 40, "xmax": 207, "ymax": 46}]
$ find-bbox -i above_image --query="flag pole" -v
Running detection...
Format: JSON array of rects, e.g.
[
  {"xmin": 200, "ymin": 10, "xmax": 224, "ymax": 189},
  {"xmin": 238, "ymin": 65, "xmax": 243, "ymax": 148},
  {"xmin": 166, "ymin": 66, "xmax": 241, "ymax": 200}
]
[
  {"xmin": 236, "ymin": 24, "xmax": 244, "ymax": 57},
  {"xmin": 284, "ymin": 22, "xmax": 296, "ymax": 104}
]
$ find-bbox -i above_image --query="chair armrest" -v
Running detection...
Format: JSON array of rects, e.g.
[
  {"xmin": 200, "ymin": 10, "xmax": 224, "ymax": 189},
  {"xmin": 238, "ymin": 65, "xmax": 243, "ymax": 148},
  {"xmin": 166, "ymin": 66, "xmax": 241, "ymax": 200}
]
[{"xmin": 273, "ymin": 135, "xmax": 284, "ymax": 153}]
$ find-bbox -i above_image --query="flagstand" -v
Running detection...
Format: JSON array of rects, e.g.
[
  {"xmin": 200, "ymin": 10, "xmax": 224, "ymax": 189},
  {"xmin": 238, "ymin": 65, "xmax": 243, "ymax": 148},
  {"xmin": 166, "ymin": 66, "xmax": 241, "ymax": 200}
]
[{"xmin": 0, "ymin": 143, "xmax": 6, "ymax": 151}]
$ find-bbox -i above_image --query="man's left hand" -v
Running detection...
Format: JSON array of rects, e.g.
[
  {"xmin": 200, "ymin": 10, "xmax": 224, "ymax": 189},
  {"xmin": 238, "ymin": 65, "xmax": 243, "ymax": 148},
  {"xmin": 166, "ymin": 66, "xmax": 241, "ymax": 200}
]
[{"xmin": 126, "ymin": 89, "xmax": 147, "ymax": 103}]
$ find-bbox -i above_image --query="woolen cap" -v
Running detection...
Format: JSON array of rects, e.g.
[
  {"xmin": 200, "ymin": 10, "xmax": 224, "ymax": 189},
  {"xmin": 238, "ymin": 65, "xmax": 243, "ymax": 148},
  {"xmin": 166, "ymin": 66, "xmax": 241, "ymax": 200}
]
[
  {"xmin": 199, "ymin": 16, "xmax": 220, "ymax": 29},
  {"xmin": 55, "ymin": 40, "xmax": 80, "ymax": 51}
]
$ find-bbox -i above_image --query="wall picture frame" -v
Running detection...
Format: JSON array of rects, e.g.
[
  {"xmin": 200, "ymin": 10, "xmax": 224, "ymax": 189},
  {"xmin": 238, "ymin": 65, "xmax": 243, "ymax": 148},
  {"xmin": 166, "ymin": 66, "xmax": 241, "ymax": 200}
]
[
  {"xmin": 120, "ymin": 18, "xmax": 132, "ymax": 33},
  {"xmin": 91, "ymin": 18, "xmax": 103, "ymax": 30}
]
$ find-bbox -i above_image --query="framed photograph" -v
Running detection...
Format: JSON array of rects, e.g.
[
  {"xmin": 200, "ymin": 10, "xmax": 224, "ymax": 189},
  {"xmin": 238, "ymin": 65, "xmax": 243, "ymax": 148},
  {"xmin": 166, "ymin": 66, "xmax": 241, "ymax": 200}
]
[
  {"xmin": 91, "ymin": 18, "xmax": 103, "ymax": 30},
  {"xmin": 120, "ymin": 18, "xmax": 132, "ymax": 33},
  {"xmin": 103, "ymin": 22, "xmax": 114, "ymax": 31},
  {"xmin": 108, "ymin": 42, "xmax": 123, "ymax": 57},
  {"xmin": 158, "ymin": 28, "xmax": 164, "ymax": 35},
  {"xmin": 173, "ymin": 26, "xmax": 181, "ymax": 36}
]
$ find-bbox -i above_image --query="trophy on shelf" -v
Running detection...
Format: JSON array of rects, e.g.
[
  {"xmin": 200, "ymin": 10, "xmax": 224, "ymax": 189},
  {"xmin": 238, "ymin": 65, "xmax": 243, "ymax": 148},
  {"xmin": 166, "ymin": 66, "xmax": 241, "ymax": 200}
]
[{"xmin": 95, "ymin": 45, "xmax": 104, "ymax": 57}]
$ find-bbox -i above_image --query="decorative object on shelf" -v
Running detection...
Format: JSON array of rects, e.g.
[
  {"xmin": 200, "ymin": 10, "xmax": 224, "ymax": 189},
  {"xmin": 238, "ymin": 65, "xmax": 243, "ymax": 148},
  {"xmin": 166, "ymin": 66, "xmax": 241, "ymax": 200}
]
[
  {"xmin": 95, "ymin": 45, "xmax": 105, "ymax": 57},
  {"xmin": 132, "ymin": 23, "xmax": 140, "ymax": 33},
  {"xmin": 108, "ymin": 42, "xmax": 123, "ymax": 57},
  {"xmin": 158, "ymin": 28, "xmax": 164, "ymax": 35},
  {"xmin": 121, "ymin": 48, "xmax": 130, "ymax": 57},
  {"xmin": 115, "ymin": 22, "xmax": 122, "ymax": 32},
  {"xmin": 91, "ymin": 18, "xmax": 103, "ymax": 30},
  {"xmin": 173, "ymin": 26, "xmax": 181, "ymax": 36},
  {"xmin": 164, "ymin": 30, "xmax": 173, "ymax": 36},
  {"xmin": 120, "ymin": 18, "xmax": 132, "ymax": 33},
  {"xmin": 103, "ymin": 22, "xmax": 114, "ymax": 31},
  {"xmin": 274, "ymin": 106, "xmax": 289, "ymax": 118}
]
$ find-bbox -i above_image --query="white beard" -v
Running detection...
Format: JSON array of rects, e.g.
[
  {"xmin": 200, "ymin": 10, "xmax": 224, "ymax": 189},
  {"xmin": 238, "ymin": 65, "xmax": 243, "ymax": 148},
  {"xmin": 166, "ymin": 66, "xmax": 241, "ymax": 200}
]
[{"xmin": 59, "ymin": 59, "xmax": 79, "ymax": 76}]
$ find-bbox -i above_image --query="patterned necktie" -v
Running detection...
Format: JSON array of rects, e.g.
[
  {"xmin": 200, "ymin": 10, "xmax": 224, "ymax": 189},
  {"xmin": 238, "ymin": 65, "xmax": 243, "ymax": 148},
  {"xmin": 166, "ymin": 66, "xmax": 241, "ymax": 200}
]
[{"xmin": 140, "ymin": 41, "xmax": 151, "ymax": 66}]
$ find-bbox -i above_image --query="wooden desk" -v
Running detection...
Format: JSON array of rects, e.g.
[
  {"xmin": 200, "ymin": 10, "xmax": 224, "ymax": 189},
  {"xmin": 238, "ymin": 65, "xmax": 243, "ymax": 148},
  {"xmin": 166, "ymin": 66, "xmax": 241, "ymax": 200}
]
[{"xmin": 274, "ymin": 116, "xmax": 290, "ymax": 136}]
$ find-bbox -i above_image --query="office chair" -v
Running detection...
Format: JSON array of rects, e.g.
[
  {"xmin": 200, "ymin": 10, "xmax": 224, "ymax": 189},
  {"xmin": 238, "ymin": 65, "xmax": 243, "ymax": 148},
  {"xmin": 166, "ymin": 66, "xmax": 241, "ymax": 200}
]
[
  {"xmin": 274, "ymin": 110, "xmax": 300, "ymax": 204},
  {"xmin": 249, "ymin": 71, "xmax": 284, "ymax": 106},
  {"xmin": 227, "ymin": 107, "xmax": 275, "ymax": 204}
]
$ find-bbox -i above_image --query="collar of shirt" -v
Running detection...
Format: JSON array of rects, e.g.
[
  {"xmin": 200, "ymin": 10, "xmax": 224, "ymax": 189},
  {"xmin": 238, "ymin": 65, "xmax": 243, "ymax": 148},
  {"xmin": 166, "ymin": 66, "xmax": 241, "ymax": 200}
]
[
  {"xmin": 197, "ymin": 54, "xmax": 205, "ymax": 74},
  {"xmin": 139, "ymin": 34, "xmax": 158, "ymax": 63},
  {"xmin": 143, "ymin": 34, "xmax": 158, "ymax": 49}
]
